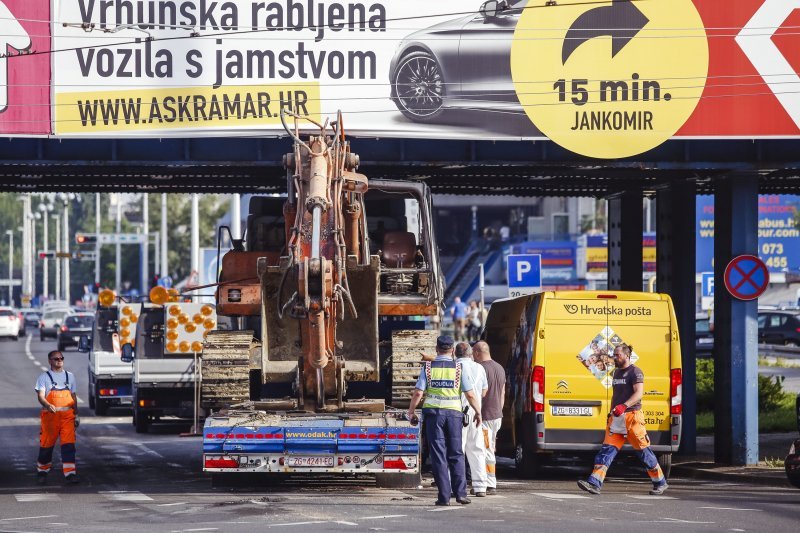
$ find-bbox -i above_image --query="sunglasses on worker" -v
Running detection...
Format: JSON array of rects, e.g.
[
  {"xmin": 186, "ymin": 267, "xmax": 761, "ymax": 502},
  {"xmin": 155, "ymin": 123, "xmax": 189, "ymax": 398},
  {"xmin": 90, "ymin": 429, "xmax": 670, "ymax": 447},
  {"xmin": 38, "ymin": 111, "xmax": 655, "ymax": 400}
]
[{"xmin": 50, "ymin": 357, "xmax": 64, "ymax": 361}]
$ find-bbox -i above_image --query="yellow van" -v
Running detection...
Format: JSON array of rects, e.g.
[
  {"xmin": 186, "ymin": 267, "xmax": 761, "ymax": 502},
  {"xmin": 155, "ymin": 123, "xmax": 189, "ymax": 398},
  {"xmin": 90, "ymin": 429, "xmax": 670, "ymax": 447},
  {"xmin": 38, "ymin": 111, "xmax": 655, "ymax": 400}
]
[{"xmin": 485, "ymin": 291, "xmax": 682, "ymax": 477}]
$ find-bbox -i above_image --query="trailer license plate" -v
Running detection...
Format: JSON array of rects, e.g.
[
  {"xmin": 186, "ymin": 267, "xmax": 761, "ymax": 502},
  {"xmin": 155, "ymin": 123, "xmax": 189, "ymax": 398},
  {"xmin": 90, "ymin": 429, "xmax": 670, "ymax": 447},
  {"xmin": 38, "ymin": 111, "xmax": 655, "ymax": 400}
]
[
  {"xmin": 286, "ymin": 456, "xmax": 334, "ymax": 467},
  {"xmin": 552, "ymin": 406, "xmax": 592, "ymax": 416}
]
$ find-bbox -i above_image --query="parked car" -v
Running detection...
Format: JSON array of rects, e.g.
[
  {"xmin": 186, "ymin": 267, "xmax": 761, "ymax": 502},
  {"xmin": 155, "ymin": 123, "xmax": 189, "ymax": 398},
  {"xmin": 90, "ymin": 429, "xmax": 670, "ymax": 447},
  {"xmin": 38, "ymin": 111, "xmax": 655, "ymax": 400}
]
[
  {"xmin": 40, "ymin": 309, "xmax": 71, "ymax": 341},
  {"xmin": 696, "ymin": 313, "xmax": 714, "ymax": 358},
  {"xmin": 757, "ymin": 311, "xmax": 800, "ymax": 346},
  {"xmin": 0, "ymin": 306, "xmax": 21, "ymax": 340},
  {"xmin": 19, "ymin": 309, "xmax": 42, "ymax": 330},
  {"xmin": 57, "ymin": 312, "xmax": 94, "ymax": 351}
]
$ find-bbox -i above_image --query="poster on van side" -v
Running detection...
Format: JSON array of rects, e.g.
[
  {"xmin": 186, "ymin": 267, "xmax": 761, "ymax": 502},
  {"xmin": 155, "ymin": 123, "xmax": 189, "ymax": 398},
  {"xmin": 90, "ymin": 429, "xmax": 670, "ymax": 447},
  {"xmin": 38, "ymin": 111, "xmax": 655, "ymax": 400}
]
[{"xmin": 575, "ymin": 326, "xmax": 639, "ymax": 389}]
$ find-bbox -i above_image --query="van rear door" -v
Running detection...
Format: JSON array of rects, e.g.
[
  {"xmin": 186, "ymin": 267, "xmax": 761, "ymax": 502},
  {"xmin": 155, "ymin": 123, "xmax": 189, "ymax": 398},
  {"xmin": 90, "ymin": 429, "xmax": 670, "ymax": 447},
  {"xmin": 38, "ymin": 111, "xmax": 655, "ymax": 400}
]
[{"xmin": 542, "ymin": 294, "xmax": 674, "ymax": 449}]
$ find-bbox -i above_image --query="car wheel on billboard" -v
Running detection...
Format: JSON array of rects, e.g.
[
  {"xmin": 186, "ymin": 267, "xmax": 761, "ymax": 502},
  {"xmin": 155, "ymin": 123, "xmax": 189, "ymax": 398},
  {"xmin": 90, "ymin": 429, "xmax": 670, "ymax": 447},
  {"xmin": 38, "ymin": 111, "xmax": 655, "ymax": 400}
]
[{"xmin": 392, "ymin": 51, "xmax": 445, "ymax": 122}]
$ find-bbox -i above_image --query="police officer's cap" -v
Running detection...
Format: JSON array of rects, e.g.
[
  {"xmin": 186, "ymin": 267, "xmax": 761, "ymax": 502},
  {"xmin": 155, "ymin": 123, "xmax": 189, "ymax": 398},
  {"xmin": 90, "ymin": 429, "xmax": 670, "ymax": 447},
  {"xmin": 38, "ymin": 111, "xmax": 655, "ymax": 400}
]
[{"xmin": 436, "ymin": 335, "xmax": 454, "ymax": 350}]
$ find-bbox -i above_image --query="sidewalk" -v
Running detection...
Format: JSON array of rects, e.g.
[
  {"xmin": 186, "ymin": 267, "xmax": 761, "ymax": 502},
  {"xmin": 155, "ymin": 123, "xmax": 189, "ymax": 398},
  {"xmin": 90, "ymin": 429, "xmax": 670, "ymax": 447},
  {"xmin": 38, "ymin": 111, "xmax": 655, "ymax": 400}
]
[{"xmin": 672, "ymin": 432, "xmax": 797, "ymax": 487}]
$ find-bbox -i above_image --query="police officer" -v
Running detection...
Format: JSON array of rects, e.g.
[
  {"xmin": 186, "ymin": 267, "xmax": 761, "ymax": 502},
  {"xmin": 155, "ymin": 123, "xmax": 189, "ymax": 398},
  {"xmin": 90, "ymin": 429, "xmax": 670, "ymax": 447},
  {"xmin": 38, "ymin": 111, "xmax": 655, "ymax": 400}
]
[
  {"xmin": 407, "ymin": 335, "xmax": 481, "ymax": 506},
  {"xmin": 35, "ymin": 350, "xmax": 80, "ymax": 485},
  {"xmin": 577, "ymin": 343, "xmax": 667, "ymax": 495}
]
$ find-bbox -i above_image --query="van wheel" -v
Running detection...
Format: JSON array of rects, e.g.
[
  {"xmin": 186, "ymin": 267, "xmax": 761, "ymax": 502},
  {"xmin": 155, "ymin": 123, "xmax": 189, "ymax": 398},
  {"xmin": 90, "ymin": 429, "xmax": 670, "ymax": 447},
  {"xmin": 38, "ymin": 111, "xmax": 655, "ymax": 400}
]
[
  {"xmin": 375, "ymin": 472, "xmax": 422, "ymax": 489},
  {"xmin": 657, "ymin": 453, "xmax": 672, "ymax": 479},
  {"xmin": 515, "ymin": 443, "xmax": 543, "ymax": 478}
]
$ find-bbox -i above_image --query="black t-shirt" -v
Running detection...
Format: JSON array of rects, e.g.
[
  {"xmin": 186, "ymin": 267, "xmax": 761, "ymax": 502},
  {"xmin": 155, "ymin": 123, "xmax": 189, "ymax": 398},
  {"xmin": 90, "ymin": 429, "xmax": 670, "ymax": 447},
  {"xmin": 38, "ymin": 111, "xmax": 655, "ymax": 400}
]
[
  {"xmin": 478, "ymin": 359, "xmax": 506, "ymax": 420},
  {"xmin": 611, "ymin": 365, "xmax": 644, "ymax": 411}
]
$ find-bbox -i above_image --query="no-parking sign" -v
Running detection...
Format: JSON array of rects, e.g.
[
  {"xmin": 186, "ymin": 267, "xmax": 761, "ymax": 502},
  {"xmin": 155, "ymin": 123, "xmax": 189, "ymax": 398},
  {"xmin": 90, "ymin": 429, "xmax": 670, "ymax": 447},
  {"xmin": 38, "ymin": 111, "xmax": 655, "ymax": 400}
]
[{"xmin": 724, "ymin": 255, "xmax": 770, "ymax": 301}]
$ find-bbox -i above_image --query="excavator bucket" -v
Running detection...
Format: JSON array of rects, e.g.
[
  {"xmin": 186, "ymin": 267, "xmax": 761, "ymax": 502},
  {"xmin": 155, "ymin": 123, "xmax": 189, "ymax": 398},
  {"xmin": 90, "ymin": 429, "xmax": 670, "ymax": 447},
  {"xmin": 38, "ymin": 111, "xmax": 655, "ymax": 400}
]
[{"xmin": 336, "ymin": 256, "xmax": 380, "ymax": 382}]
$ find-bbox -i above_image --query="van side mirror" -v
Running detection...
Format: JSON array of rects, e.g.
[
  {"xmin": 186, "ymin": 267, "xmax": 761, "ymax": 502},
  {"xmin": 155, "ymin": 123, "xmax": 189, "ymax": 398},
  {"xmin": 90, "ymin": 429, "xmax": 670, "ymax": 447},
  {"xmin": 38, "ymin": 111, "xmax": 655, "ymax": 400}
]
[
  {"xmin": 78, "ymin": 336, "xmax": 90, "ymax": 353},
  {"xmin": 480, "ymin": 0, "xmax": 499, "ymax": 19},
  {"xmin": 121, "ymin": 343, "xmax": 134, "ymax": 363}
]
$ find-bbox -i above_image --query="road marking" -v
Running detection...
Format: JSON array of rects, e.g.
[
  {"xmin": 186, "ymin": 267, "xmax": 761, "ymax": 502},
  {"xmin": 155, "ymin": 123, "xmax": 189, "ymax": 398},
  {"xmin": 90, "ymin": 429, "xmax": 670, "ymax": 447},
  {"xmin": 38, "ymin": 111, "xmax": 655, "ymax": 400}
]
[
  {"xmin": 14, "ymin": 494, "xmax": 61, "ymax": 502},
  {"xmin": 171, "ymin": 529, "xmax": 218, "ymax": 533},
  {"xmin": 268, "ymin": 521, "xmax": 327, "ymax": 527},
  {"xmin": 660, "ymin": 518, "xmax": 715, "ymax": 524},
  {"xmin": 427, "ymin": 507, "xmax": 464, "ymax": 512},
  {"xmin": 100, "ymin": 491, "xmax": 154, "ymax": 502},
  {"xmin": 531, "ymin": 492, "xmax": 591, "ymax": 500},
  {"xmin": 699, "ymin": 507, "xmax": 762, "ymax": 512},
  {"xmin": 156, "ymin": 502, "xmax": 188, "ymax": 507},
  {"xmin": 359, "ymin": 515, "xmax": 407, "ymax": 520},
  {"xmin": 630, "ymin": 495, "xmax": 677, "ymax": 500},
  {"xmin": 0, "ymin": 515, "xmax": 58, "ymax": 521},
  {"xmin": 334, "ymin": 522, "xmax": 359, "ymax": 526}
]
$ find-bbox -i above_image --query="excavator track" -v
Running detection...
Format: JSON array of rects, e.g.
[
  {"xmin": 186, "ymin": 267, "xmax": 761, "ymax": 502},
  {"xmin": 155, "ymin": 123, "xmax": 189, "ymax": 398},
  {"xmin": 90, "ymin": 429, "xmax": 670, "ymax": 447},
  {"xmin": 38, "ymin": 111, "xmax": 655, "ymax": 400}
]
[
  {"xmin": 201, "ymin": 330, "xmax": 258, "ymax": 411},
  {"xmin": 390, "ymin": 329, "xmax": 439, "ymax": 408}
]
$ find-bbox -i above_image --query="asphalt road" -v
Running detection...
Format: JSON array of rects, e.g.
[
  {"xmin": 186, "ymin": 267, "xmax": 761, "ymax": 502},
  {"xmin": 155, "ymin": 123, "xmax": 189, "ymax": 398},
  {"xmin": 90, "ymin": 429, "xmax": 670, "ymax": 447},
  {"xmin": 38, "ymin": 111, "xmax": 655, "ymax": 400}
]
[{"xmin": 1, "ymin": 332, "xmax": 799, "ymax": 532}]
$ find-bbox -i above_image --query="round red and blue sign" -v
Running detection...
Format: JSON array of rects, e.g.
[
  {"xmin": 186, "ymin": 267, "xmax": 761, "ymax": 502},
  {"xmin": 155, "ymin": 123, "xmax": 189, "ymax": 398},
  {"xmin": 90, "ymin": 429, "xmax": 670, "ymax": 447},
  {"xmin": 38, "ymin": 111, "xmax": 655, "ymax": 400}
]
[{"xmin": 723, "ymin": 255, "xmax": 770, "ymax": 301}]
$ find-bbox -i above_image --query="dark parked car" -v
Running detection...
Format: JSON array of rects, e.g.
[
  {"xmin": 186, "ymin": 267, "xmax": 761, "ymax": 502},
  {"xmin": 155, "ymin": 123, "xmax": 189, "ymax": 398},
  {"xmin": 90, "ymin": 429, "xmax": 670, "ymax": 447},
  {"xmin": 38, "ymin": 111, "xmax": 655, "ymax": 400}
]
[
  {"xmin": 757, "ymin": 311, "xmax": 800, "ymax": 347},
  {"xmin": 389, "ymin": 0, "xmax": 526, "ymax": 122},
  {"xmin": 57, "ymin": 313, "xmax": 94, "ymax": 351},
  {"xmin": 19, "ymin": 309, "xmax": 41, "ymax": 330},
  {"xmin": 696, "ymin": 313, "xmax": 713, "ymax": 358}
]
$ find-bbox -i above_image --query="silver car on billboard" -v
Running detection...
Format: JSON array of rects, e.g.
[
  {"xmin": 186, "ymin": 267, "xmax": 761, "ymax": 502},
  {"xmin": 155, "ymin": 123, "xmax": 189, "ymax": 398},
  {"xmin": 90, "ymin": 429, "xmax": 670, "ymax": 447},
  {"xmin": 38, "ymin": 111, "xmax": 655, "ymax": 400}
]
[{"xmin": 389, "ymin": 1, "xmax": 526, "ymax": 122}]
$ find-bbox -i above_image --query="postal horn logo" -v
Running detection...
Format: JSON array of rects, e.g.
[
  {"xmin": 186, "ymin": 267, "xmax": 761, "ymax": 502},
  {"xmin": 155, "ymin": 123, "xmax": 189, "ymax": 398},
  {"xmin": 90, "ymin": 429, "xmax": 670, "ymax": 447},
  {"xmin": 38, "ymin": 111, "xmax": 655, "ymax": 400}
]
[{"xmin": 564, "ymin": 304, "xmax": 579, "ymax": 315}]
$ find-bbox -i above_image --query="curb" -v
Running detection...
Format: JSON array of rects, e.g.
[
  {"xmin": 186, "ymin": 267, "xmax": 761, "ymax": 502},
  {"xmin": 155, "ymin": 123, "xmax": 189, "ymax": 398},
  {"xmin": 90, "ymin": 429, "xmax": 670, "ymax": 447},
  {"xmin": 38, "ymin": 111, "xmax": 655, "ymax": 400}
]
[{"xmin": 672, "ymin": 464, "xmax": 791, "ymax": 488}]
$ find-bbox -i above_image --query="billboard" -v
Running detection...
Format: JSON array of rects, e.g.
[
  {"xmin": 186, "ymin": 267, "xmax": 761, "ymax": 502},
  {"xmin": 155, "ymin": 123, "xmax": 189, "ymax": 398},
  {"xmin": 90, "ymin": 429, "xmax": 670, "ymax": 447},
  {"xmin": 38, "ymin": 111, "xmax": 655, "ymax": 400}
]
[
  {"xmin": 696, "ymin": 195, "xmax": 800, "ymax": 273},
  {"xmin": 582, "ymin": 233, "xmax": 657, "ymax": 277},
  {"xmin": 0, "ymin": 0, "xmax": 51, "ymax": 135},
  {"xmin": 0, "ymin": 1, "xmax": 789, "ymax": 158}
]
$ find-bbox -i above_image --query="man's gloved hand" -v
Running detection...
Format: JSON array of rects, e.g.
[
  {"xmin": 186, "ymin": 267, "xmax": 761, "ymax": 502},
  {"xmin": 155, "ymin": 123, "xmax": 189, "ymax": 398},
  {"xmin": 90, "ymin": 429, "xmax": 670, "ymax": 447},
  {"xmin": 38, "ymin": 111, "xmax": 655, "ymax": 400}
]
[
  {"xmin": 611, "ymin": 404, "xmax": 627, "ymax": 417},
  {"xmin": 74, "ymin": 416, "xmax": 81, "ymax": 428}
]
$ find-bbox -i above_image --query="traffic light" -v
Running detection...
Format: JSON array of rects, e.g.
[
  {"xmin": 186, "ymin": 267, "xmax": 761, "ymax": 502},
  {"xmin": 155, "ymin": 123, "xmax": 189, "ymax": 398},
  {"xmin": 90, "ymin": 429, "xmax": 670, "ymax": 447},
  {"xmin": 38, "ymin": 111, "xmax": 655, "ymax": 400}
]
[{"xmin": 75, "ymin": 232, "xmax": 97, "ymax": 245}]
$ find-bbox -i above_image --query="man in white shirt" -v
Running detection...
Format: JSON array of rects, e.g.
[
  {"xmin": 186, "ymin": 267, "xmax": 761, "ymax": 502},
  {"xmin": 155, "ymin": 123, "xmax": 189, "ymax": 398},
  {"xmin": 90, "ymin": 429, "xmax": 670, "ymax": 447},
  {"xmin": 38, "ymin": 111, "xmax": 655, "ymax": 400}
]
[{"xmin": 455, "ymin": 342, "xmax": 489, "ymax": 496}]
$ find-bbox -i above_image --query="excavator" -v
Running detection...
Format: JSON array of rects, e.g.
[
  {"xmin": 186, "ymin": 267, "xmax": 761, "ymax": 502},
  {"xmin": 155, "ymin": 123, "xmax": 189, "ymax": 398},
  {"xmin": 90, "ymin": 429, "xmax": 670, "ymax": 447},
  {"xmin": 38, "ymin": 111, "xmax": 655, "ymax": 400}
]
[{"xmin": 200, "ymin": 111, "xmax": 443, "ymax": 485}]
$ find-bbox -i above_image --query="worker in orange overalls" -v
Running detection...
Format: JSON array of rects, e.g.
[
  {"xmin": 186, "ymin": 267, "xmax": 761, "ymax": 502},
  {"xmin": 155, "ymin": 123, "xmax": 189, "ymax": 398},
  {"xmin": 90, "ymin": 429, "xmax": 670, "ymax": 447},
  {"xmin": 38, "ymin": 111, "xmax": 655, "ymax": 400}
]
[
  {"xmin": 577, "ymin": 343, "xmax": 667, "ymax": 496},
  {"xmin": 35, "ymin": 350, "xmax": 80, "ymax": 485}
]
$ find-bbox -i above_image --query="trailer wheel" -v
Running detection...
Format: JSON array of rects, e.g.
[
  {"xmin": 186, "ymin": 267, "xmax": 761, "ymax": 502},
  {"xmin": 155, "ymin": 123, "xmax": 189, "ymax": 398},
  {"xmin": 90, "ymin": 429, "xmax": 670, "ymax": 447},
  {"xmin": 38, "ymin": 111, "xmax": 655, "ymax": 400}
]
[
  {"xmin": 134, "ymin": 408, "xmax": 149, "ymax": 434},
  {"xmin": 657, "ymin": 453, "xmax": 672, "ymax": 479},
  {"xmin": 375, "ymin": 472, "xmax": 422, "ymax": 489}
]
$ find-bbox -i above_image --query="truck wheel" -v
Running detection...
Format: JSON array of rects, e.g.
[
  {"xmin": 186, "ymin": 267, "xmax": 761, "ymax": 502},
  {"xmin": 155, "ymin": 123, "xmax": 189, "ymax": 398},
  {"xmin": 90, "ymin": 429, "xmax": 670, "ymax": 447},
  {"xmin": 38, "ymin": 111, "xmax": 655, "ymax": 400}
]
[
  {"xmin": 94, "ymin": 399, "xmax": 108, "ymax": 416},
  {"xmin": 657, "ymin": 453, "xmax": 672, "ymax": 479},
  {"xmin": 88, "ymin": 393, "xmax": 95, "ymax": 410},
  {"xmin": 134, "ymin": 409, "xmax": 149, "ymax": 434},
  {"xmin": 515, "ymin": 443, "xmax": 543, "ymax": 479},
  {"xmin": 375, "ymin": 472, "xmax": 422, "ymax": 489}
]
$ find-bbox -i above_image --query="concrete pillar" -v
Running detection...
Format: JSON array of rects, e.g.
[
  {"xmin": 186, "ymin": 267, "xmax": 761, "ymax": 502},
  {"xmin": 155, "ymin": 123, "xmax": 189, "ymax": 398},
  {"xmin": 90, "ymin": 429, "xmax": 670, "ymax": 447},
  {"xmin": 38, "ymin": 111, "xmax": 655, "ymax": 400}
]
[
  {"xmin": 656, "ymin": 180, "xmax": 697, "ymax": 455},
  {"xmin": 95, "ymin": 193, "xmax": 101, "ymax": 285},
  {"xmin": 191, "ymin": 194, "xmax": 199, "ymax": 277},
  {"xmin": 161, "ymin": 194, "xmax": 168, "ymax": 278},
  {"xmin": 607, "ymin": 191, "xmax": 643, "ymax": 291},
  {"xmin": 713, "ymin": 174, "xmax": 759, "ymax": 465},
  {"xmin": 115, "ymin": 195, "xmax": 122, "ymax": 293},
  {"xmin": 63, "ymin": 203, "xmax": 70, "ymax": 305},
  {"xmin": 141, "ymin": 193, "xmax": 149, "ymax": 296}
]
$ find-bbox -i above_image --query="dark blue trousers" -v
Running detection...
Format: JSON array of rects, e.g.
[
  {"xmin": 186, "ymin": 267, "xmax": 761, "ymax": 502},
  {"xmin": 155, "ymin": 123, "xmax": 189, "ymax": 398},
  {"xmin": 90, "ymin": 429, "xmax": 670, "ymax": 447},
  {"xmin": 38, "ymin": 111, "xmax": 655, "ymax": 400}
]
[{"xmin": 423, "ymin": 408, "xmax": 466, "ymax": 503}]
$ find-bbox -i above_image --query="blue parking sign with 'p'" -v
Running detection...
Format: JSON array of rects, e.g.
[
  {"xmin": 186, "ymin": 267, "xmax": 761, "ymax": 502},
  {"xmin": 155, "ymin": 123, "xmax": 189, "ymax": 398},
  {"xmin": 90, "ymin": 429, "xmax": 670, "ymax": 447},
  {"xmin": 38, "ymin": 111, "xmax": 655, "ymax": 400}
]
[
  {"xmin": 701, "ymin": 272, "xmax": 714, "ymax": 297},
  {"xmin": 507, "ymin": 254, "xmax": 542, "ymax": 297}
]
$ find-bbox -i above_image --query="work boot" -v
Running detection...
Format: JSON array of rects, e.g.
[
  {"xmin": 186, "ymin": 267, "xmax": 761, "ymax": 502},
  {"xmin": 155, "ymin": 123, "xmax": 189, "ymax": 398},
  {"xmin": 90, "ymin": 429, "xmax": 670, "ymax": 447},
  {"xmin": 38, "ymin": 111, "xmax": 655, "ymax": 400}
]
[
  {"xmin": 65, "ymin": 474, "xmax": 80, "ymax": 485},
  {"xmin": 649, "ymin": 483, "xmax": 668, "ymax": 496},
  {"xmin": 577, "ymin": 480, "xmax": 601, "ymax": 495},
  {"xmin": 456, "ymin": 496, "xmax": 471, "ymax": 505},
  {"xmin": 434, "ymin": 500, "xmax": 450, "ymax": 506},
  {"xmin": 486, "ymin": 487, "xmax": 497, "ymax": 495},
  {"xmin": 36, "ymin": 472, "xmax": 47, "ymax": 486}
]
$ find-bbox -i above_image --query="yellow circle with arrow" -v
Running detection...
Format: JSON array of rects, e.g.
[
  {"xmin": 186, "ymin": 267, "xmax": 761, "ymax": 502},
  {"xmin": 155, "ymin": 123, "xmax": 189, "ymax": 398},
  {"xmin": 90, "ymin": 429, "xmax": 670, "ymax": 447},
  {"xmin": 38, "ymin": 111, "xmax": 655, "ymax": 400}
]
[{"xmin": 511, "ymin": 0, "xmax": 708, "ymax": 159}]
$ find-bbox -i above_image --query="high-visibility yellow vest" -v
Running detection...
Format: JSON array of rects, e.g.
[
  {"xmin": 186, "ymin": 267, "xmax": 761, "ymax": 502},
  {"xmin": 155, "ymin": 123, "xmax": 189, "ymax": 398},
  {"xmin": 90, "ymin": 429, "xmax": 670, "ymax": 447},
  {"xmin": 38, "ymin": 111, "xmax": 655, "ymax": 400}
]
[{"xmin": 422, "ymin": 360, "xmax": 462, "ymax": 411}]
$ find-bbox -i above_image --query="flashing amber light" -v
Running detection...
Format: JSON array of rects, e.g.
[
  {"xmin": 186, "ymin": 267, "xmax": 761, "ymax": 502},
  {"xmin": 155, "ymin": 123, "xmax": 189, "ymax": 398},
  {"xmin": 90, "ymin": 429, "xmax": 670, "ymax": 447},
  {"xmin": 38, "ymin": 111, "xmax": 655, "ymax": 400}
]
[
  {"xmin": 120, "ymin": 328, "xmax": 131, "ymax": 338},
  {"xmin": 168, "ymin": 288, "xmax": 180, "ymax": 302},
  {"xmin": 179, "ymin": 341, "xmax": 191, "ymax": 353},
  {"xmin": 149, "ymin": 286, "xmax": 170, "ymax": 305},
  {"xmin": 168, "ymin": 305, "xmax": 181, "ymax": 317},
  {"xmin": 166, "ymin": 341, "xmax": 178, "ymax": 353},
  {"xmin": 166, "ymin": 330, "xmax": 178, "ymax": 341},
  {"xmin": 193, "ymin": 314, "xmax": 203, "ymax": 324},
  {"xmin": 203, "ymin": 330, "xmax": 209, "ymax": 339},
  {"xmin": 203, "ymin": 319, "xmax": 216, "ymax": 330},
  {"xmin": 167, "ymin": 317, "xmax": 179, "ymax": 329},
  {"xmin": 120, "ymin": 317, "xmax": 131, "ymax": 328},
  {"xmin": 121, "ymin": 306, "xmax": 132, "ymax": 316},
  {"xmin": 130, "ymin": 314, "xmax": 138, "ymax": 324},
  {"xmin": 178, "ymin": 313, "xmax": 189, "ymax": 325},
  {"xmin": 201, "ymin": 305, "xmax": 214, "ymax": 316},
  {"xmin": 185, "ymin": 323, "xmax": 197, "ymax": 333},
  {"xmin": 98, "ymin": 289, "xmax": 116, "ymax": 308},
  {"xmin": 191, "ymin": 341, "xmax": 203, "ymax": 353}
]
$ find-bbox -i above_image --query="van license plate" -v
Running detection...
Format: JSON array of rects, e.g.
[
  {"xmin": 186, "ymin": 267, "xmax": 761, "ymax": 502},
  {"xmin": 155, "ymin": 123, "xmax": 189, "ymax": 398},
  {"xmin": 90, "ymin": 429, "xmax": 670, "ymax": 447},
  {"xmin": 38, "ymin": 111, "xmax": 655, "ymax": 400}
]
[
  {"xmin": 286, "ymin": 456, "xmax": 334, "ymax": 467},
  {"xmin": 552, "ymin": 406, "xmax": 592, "ymax": 416}
]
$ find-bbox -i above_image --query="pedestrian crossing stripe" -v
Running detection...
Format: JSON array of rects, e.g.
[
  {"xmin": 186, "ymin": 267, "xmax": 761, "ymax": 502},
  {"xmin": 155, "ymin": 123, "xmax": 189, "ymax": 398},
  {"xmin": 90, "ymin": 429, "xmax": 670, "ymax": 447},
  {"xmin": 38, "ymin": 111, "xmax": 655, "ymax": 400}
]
[
  {"xmin": 99, "ymin": 491, "xmax": 154, "ymax": 501},
  {"xmin": 14, "ymin": 494, "xmax": 61, "ymax": 502},
  {"xmin": 531, "ymin": 492, "xmax": 592, "ymax": 499}
]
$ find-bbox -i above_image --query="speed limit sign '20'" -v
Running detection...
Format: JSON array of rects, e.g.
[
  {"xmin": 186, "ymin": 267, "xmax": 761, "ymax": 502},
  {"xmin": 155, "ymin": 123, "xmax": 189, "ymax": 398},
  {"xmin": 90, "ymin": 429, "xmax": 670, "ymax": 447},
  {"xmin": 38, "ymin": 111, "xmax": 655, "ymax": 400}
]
[{"xmin": 511, "ymin": 0, "xmax": 709, "ymax": 159}]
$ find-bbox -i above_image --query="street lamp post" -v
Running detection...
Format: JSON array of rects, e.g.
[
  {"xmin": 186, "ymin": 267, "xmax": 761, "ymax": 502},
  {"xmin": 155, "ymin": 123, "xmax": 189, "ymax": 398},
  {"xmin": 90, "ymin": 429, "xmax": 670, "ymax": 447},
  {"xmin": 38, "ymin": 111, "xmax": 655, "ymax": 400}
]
[
  {"xmin": 52, "ymin": 214, "xmax": 60, "ymax": 300},
  {"xmin": 38, "ymin": 203, "xmax": 52, "ymax": 300},
  {"xmin": 62, "ymin": 198, "xmax": 70, "ymax": 305},
  {"xmin": 5, "ymin": 230, "xmax": 12, "ymax": 305}
]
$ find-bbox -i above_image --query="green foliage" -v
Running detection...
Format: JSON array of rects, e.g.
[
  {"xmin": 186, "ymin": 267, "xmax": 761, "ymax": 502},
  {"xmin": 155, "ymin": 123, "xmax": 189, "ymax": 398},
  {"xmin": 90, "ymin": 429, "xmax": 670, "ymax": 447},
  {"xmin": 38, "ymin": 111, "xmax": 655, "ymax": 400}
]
[{"xmin": 695, "ymin": 358, "xmax": 789, "ymax": 411}]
